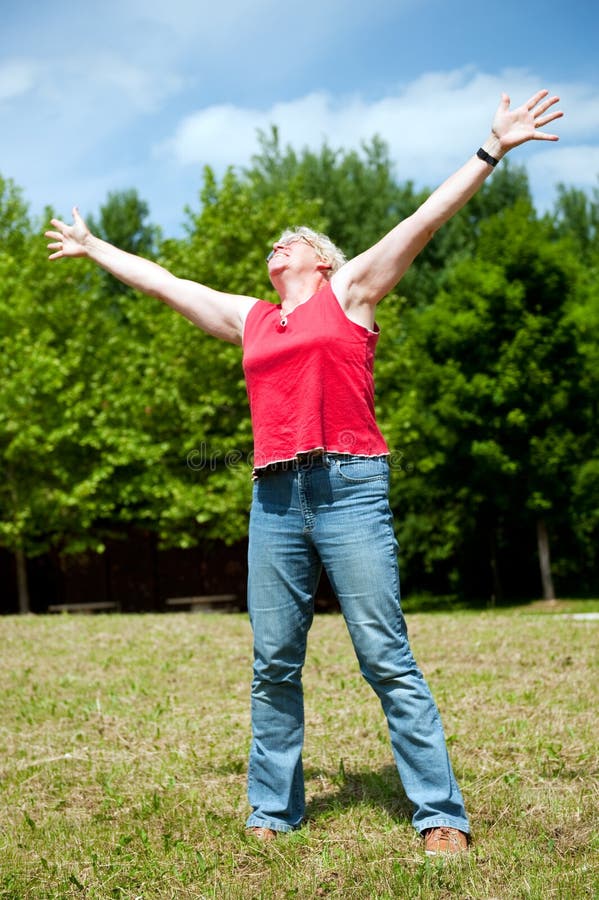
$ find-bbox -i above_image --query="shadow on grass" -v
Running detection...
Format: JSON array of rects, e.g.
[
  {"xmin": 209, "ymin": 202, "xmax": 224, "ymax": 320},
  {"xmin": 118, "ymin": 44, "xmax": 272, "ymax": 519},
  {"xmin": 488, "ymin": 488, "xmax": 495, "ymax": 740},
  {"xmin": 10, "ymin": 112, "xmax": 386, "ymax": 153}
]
[{"xmin": 304, "ymin": 764, "xmax": 413, "ymax": 825}]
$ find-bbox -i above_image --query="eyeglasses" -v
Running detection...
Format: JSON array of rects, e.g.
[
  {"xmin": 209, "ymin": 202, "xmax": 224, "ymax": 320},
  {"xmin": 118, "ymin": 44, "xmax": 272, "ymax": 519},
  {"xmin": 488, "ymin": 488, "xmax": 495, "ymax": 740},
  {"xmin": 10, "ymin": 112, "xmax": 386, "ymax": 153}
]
[{"xmin": 266, "ymin": 235, "xmax": 314, "ymax": 263}]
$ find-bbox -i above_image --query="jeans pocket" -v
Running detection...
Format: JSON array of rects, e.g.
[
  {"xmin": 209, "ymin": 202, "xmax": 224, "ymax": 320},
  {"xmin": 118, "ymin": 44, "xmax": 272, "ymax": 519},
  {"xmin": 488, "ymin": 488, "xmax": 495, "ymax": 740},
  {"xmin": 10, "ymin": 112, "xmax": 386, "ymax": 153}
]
[{"xmin": 335, "ymin": 456, "xmax": 388, "ymax": 484}]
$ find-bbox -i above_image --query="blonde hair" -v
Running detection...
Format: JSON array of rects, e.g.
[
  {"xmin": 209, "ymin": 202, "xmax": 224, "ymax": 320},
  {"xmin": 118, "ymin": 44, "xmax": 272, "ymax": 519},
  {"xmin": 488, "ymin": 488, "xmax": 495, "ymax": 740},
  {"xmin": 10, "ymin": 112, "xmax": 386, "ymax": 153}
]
[{"xmin": 277, "ymin": 226, "xmax": 347, "ymax": 276}]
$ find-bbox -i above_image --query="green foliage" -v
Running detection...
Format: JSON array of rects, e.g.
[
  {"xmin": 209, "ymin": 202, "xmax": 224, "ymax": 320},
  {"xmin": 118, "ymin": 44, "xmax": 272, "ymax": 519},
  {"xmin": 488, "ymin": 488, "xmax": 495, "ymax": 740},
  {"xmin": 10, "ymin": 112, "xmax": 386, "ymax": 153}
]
[
  {"xmin": 87, "ymin": 189, "xmax": 161, "ymax": 300},
  {"xmin": 0, "ymin": 215, "xmax": 165, "ymax": 556},
  {"xmin": 0, "ymin": 136, "xmax": 598, "ymax": 603},
  {"xmin": 0, "ymin": 175, "xmax": 31, "ymax": 261},
  {"xmin": 246, "ymin": 127, "xmax": 417, "ymax": 258},
  {"xmin": 552, "ymin": 180, "xmax": 599, "ymax": 261},
  {"xmin": 378, "ymin": 200, "xmax": 597, "ymax": 598},
  {"xmin": 87, "ymin": 188, "xmax": 160, "ymax": 256},
  {"xmin": 148, "ymin": 166, "xmax": 326, "ymax": 545}
]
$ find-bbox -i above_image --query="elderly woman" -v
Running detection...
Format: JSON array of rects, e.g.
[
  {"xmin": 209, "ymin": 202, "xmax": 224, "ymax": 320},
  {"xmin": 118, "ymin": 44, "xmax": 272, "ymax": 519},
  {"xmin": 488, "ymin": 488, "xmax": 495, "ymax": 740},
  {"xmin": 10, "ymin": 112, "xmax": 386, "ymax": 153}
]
[{"xmin": 46, "ymin": 89, "xmax": 562, "ymax": 855}]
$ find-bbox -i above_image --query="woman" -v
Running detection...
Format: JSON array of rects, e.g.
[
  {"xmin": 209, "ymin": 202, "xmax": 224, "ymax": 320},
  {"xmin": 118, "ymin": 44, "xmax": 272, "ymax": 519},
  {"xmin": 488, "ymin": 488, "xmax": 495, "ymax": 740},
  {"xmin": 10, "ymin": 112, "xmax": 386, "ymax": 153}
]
[{"xmin": 46, "ymin": 89, "xmax": 562, "ymax": 855}]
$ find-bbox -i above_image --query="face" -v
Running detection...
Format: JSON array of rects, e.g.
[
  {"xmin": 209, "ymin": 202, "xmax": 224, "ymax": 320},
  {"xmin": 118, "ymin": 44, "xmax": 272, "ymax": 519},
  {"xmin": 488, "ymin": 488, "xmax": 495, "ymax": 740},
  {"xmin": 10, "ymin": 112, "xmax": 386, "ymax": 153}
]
[{"xmin": 266, "ymin": 236, "xmax": 328, "ymax": 279}]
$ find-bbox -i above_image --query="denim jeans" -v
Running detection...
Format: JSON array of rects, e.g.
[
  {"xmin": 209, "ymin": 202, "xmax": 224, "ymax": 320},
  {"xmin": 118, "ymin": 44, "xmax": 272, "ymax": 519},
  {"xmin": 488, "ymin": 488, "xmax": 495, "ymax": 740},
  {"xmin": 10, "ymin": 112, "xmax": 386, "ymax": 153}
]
[{"xmin": 245, "ymin": 454, "xmax": 469, "ymax": 835}]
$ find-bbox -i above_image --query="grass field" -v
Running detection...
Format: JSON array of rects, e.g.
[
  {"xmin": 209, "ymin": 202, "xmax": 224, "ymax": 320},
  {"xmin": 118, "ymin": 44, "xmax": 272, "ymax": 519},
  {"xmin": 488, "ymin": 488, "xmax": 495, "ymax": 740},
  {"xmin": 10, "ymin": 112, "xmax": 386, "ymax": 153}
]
[{"xmin": 0, "ymin": 601, "xmax": 597, "ymax": 899}]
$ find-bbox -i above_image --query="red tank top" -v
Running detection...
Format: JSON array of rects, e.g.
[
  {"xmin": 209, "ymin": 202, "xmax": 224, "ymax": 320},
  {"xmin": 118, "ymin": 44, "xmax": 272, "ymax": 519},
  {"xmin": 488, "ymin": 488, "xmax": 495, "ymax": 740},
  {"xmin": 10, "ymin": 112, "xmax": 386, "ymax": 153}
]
[{"xmin": 242, "ymin": 282, "xmax": 389, "ymax": 469}]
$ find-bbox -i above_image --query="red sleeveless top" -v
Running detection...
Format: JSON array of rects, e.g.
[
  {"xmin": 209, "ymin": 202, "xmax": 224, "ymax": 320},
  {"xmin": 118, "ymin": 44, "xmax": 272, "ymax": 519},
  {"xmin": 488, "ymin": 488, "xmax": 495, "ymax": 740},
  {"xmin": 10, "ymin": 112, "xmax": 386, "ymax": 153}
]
[{"xmin": 242, "ymin": 283, "xmax": 389, "ymax": 469}]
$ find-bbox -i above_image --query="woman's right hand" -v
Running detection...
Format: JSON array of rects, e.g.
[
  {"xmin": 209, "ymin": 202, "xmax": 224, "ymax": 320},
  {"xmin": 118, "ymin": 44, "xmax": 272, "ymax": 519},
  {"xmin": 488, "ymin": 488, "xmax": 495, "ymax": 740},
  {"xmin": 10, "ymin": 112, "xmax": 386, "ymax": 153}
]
[{"xmin": 46, "ymin": 206, "xmax": 91, "ymax": 260}]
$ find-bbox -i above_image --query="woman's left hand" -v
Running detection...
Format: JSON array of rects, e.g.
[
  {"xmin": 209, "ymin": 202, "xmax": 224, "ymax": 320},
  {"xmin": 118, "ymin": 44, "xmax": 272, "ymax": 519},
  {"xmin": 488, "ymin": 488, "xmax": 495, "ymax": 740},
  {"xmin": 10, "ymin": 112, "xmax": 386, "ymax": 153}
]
[{"xmin": 492, "ymin": 89, "xmax": 563, "ymax": 152}]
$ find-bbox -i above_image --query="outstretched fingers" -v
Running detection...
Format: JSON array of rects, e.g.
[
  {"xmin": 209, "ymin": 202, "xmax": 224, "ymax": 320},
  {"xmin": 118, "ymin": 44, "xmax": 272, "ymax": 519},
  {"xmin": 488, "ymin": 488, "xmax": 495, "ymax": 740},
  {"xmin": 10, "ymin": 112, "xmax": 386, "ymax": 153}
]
[
  {"xmin": 528, "ymin": 91, "xmax": 563, "ymax": 139},
  {"xmin": 525, "ymin": 89, "xmax": 550, "ymax": 110},
  {"xmin": 532, "ymin": 93, "xmax": 560, "ymax": 116},
  {"xmin": 45, "ymin": 210, "xmax": 89, "ymax": 260},
  {"xmin": 45, "ymin": 224, "xmax": 62, "ymax": 259},
  {"xmin": 532, "ymin": 122, "xmax": 563, "ymax": 141},
  {"xmin": 533, "ymin": 103, "xmax": 563, "ymax": 141}
]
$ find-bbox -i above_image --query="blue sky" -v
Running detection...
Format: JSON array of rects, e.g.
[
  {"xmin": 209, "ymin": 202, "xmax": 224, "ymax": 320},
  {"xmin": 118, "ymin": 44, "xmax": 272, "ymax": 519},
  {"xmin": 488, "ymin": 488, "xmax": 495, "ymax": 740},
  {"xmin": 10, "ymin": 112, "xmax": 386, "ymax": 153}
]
[{"xmin": 2, "ymin": 0, "xmax": 598, "ymax": 238}]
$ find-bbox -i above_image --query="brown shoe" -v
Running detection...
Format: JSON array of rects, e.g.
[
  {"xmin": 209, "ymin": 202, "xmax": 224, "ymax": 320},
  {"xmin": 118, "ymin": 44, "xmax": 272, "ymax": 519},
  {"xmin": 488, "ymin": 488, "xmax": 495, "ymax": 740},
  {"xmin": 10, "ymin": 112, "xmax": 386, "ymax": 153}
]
[
  {"xmin": 249, "ymin": 826, "xmax": 278, "ymax": 841},
  {"xmin": 423, "ymin": 827, "xmax": 468, "ymax": 856}
]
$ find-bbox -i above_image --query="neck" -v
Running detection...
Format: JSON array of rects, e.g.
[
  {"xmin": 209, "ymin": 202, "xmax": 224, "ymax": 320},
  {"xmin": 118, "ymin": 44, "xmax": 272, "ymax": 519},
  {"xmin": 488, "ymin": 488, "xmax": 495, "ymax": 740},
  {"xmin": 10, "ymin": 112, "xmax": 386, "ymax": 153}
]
[{"xmin": 274, "ymin": 272, "xmax": 330, "ymax": 312}]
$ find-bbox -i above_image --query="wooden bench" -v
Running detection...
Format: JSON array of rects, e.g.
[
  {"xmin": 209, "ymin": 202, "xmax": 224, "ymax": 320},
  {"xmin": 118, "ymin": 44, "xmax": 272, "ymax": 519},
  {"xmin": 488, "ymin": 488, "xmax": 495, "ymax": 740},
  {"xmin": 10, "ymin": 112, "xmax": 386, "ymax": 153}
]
[
  {"xmin": 164, "ymin": 594, "xmax": 239, "ymax": 613},
  {"xmin": 47, "ymin": 601, "xmax": 119, "ymax": 614}
]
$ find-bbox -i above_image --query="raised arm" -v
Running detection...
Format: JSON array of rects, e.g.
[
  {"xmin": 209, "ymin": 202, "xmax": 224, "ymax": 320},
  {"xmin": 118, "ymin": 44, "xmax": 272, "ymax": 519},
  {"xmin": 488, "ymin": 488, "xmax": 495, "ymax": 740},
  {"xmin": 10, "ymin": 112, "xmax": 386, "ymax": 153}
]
[
  {"xmin": 331, "ymin": 90, "xmax": 563, "ymax": 316},
  {"xmin": 45, "ymin": 208, "xmax": 258, "ymax": 345}
]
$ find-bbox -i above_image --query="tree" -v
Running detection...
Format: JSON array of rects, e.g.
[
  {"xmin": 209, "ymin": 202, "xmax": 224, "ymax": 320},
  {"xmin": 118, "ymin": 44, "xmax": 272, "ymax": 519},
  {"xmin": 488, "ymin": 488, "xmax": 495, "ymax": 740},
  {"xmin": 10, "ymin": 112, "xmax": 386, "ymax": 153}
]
[
  {"xmin": 87, "ymin": 189, "xmax": 160, "ymax": 298},
  {"xmin": 87, "ymin": 189, "xmax": 160, "ymax": 256},
  {"xmin": 143, "ymin": 166, "xmax": 325, "ymax": 547},
  {"xmin": 378, "ymin": 199, "xmax": 592, "ymax": 601},
  {"xmin": 3, "ymin": 141, "xmax": 597, "ymax": 612},
  {"xmin": 552, "ymin": 181, "xmax": 599, "ymax": 262},
  {"xmin": 553, "ymin": 182, "xmax": 599, "ymax": 585},
  {"xmin": 0, "ymin": 169, "xmax": 325, "ymax": 612},
  {"xmin": 0, "ymin": 188, "xmax": 167, "ymax": 611},
  {"xmin": 245, "ymin": 128, "xmax": 417, "ymax": 259}
]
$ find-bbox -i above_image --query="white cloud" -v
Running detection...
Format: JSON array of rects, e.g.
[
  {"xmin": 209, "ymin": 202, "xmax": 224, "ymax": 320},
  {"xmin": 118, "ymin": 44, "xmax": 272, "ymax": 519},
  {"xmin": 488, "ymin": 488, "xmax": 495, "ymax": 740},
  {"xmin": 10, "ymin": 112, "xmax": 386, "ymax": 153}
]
[
  {"xmin": 529, "ymin": 145, "xmax": 599, "ymax": 192},
  {"xmin": 4, "ymin": 47, "xmax": 599, "ymax": 235},
  {"xmin": 0, "ymin": 60, "xmax": 39, "ymax": 103},
  {"xmin": 158, "ymin": 67, "xmax": 590, "ymax": 188},
  {"xmin": 551, "ymin": 82, "xmax": 599, "ymax": 137},
  {"xmin": 119, "ymin": 0, "xmax": 272, "ymax": 41},
  {"xmin": 160, "ymin": 104, "xmax": 266, "ymax": 167},
  {"xmin": 82, "ymin": 54, "xmax": 184, "ymax": 113}
]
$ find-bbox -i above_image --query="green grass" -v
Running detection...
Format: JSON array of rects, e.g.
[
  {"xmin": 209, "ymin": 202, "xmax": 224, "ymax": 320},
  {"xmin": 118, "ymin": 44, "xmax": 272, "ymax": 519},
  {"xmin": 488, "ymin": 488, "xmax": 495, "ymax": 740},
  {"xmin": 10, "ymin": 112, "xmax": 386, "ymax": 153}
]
[{"xmin": 0, "ymin": 603, "xmax": 597, "ymax": 899}]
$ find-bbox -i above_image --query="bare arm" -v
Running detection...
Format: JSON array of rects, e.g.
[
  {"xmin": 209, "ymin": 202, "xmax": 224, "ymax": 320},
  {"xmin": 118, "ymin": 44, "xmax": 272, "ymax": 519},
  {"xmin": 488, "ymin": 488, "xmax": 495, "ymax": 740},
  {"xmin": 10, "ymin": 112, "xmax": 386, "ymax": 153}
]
[
  {"xmin": 45, "ymin": 208, "xmax": 257, "ymax": 345},
  {"xmin": 331, "ymin": 90, "xmax": 563, "ymax": 316}
]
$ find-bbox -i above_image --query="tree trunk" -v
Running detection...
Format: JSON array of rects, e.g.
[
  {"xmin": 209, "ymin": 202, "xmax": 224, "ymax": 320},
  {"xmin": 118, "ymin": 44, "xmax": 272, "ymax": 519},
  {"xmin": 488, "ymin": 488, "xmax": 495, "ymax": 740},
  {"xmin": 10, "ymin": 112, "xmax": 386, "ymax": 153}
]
[
  {"xmin": 536, "ymin": 518, "xmax": 556, "ymax": 601},
  {"xmin": 8, "ymin": 468, "xmax": 31, "ymax": 614},
  {"xmin": 15, "ymin": 547, "xmax": 30, "ymax": 614},
  {"xmin": 489, "ymin": 529, "xmax": 503, "ymax": 608}
]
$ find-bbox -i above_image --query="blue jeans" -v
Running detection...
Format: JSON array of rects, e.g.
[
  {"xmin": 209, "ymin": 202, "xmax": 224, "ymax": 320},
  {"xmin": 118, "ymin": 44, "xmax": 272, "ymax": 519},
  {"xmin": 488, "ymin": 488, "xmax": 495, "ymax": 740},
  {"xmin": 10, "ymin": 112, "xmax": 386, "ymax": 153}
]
[{"xmin": 245, "ymin": 454, "xmax": 469, "ymax": 835}]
